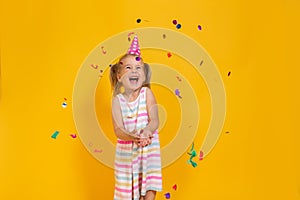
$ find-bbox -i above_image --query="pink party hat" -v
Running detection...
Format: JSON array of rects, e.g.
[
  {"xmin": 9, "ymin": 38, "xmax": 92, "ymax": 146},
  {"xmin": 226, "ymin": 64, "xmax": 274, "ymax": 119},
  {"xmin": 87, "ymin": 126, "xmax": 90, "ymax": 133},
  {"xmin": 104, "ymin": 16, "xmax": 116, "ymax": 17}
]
[{"xmin": 127, "ymin": 35, "xmax": 141, "ymax": 56}]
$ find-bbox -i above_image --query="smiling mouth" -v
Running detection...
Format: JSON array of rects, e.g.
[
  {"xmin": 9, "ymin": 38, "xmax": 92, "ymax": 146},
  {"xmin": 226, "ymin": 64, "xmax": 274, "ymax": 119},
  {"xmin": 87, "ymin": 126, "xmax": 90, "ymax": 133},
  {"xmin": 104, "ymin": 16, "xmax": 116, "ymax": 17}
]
[{"xmin": 129, "ymin": 77, "xmax": 139, "ymax": 83}]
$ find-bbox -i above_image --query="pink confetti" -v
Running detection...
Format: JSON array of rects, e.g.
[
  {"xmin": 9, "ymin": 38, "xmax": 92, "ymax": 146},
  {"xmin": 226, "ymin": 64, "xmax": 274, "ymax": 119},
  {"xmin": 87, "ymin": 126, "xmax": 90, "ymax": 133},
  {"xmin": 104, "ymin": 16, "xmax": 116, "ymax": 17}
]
[
  {"xmin": 94, "ymin": 149, "xmax": 103, "ymax": 153},
  {"xmin": 199, "ymin": 150, "xmax": 204, "ymax": 160},
  {"xmin": 70, "ymin": 134, "xmax": 77, "ymax": 138}
]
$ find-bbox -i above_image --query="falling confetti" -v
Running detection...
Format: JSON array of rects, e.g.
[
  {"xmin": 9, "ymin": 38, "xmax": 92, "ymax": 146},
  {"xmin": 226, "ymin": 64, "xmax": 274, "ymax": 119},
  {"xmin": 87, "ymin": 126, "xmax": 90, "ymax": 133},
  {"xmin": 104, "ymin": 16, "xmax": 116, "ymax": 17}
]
[
  {"xmin": 64, "ymin": 98, "xmax": 67, "ymax": 101},
  {"xmin": 175, "ymin": 89, "xmax": 182, "ymax": 99},
  {"xmin": 228, "ymin": 71, "xmax": 231, "ymax": 77},
  {"xmin": 200, "ymin": 60, "xmax": 204, "ymax": 66},
  {"xmin": 172, "ymin": 20, "xmax": 177, "ymax": 25},
  {"xmin": 135, "ymin": 56, "xmax": 141, "ymax": 61},
  {"xmin": 51, "ymin": 131, "xmax": 60, "ymax": 139},
  {"xmin": 172, "ymin": 184, "xmax": 177, "ymax": 191},
  {"xmin": 176, "ymin": 24, "xmax": 182, "ymax": 29},
  {"xmin": 136, "ymin": 18, "xmax": 141, "ymax": 23},
  {"xmin": 94, "ymin": 149, "xmax": 103, "ymax": 153},
  {"xmin": 187, "ymin": 142, "xmax": 197, "ymax": 167},
  {"xmin": 197, "ymin": 25, "xmax": 202, "ymax": 30},
  {"xmin": 176, "ymin": 76, "xmax": 182, "ymax": 82},
  {"xmin": 62, "ymin": 102, "xmax": 67, "ymax": 108},
  {"xmin": 163, "ymin": 34, "xmax": 166, "ymax": 39},
  {"xmin": 101, "ymin": 46, "xmax": 107, "ymax": 54},
  {"xmin": 90, "ymin": 64, "xmax": 99, "ymax": 69},
  {"xmin": 164, "ymin": 192, "xmax": 171, "ymax": 199},
  {"xmin": 225, "ymin": 131, "xmax": 230, "ymax": 134},
  {"xmin": 127, "ymin": 32, "xmax": 135, "ymax": 41},
  {"xmin": 199, "ymin": 150, "xmax": 204, "ymax": 160},
  {"xmin": 167, "ymin": 52, "xmax": 172, "ymax": 58},
  {"xmin": 70, "ymin": 134, "xmax": 77, "ymax": 138}
]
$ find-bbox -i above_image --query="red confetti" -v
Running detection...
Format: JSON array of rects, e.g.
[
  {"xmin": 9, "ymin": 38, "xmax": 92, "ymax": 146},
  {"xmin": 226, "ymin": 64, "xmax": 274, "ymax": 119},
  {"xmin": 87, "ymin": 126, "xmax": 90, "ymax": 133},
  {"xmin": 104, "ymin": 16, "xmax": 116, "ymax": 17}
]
[
  {"xmin": 172, "ymin": 20, "xmax": 177, "ymax": 25},
  {"xmin": 228, "ymin": 71, "xmax": 231, "ymax": 76},
  {"xmin": 172, "ymin": 184, "xmax": 177, "ymax": 191},
  {"xmin": 167, "ymin": 52, "xmax": 172, "ymax": 58},
  {"xmin": 70, "ymin": 134, "xmax": 77, "ymax": 138}
]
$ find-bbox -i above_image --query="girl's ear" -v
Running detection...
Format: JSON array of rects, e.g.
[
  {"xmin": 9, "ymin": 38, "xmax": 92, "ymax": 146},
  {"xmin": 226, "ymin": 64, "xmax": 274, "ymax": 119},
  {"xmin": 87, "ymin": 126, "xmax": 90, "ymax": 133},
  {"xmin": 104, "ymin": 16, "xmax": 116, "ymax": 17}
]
[{"xmin": 117, "ymin": 73, "xmax": 121, "ymax": 82}]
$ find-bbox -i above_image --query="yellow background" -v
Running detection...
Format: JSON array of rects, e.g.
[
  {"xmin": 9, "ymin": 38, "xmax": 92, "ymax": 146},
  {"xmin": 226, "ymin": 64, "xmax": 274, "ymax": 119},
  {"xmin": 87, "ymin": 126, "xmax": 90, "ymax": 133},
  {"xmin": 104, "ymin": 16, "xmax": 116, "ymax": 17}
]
[{"xmin": 1, "ymin": 0, "xmax": 299, "ymax": 199}]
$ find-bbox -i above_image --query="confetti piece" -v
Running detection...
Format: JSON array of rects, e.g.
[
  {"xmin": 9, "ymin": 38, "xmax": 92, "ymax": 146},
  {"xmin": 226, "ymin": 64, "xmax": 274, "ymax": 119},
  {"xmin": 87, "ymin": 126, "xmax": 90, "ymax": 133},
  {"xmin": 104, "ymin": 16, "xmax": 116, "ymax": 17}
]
[
  {"xmin": 172, "ymin": 184, "xmax": 177, "ymax": 191},
  {"xmin": 172, "ymin": 20, "xmax": 177, "ymax": 25},
  {"xmin": 109, "ymin": 64, "xmax": 113, "ymax": 67},
  {"xmin": 228, "ymin": 71, "xmax": 231, "ymax": 76},
  {"xmin": 64, "ymin": 98, "xmax": 67, "ymax": 101},
  {"xmin": 167, "ymin": 52, "xmax": 172, "ymax": 58},
  {"xmin": 51, "ymin": 131, "xmax": 60, "ymax": 139},
  {"xmin": 197, "ymin": 25, "xmax": 202, "ymax": 30},
  {"xmin": 70, "ymin": 134, "xmax": 77, "ymax": 138},
  {"xmin": 176, "ymin": 24, "xmax": 182, "ymax": 29},
  {"xmin": 127, "ymin": 32, "xmax": 135, "ymax": 41},
  {"xmin": 225, "ymin": 131, "xmax": 230, "ymax": 134},
  {"xmin": 101, "ymin": 46, "xmax": 107, "ymax": 54},
  {"xmin": 175, "ymin": 89, "xmax": 182, "ymax": 99},
  {"xmin": 164, "ymin": 192, "xmax": 171, "ymax": 199},
  {"xmin": 94, "ymin": 149, "xmax": 103, "ymax": 153},
  {"xmin": 176, "ymin": 76, "xmax": 182, "ymax": 82},
  {"xmin": 90, "ymin": 64, "xmax": 99, "ymax": 69},
  {"xmin": 136, "ymin": 18, "xmax": 141, "ymax": 23},
  {"xmin": 187, "ymin": 142, "xmax": 197, "ymax": 167},
  {"xmin": 163, "ymin": 34, "xmax": 166, "ymax": 39},
  {"xmin": 200, "ymin": 60, "xmax": 204, "ymax": 66},
  {"xmin": 62, "ymin": 102, "xmax": 67, "ymax": 108},
  {"xmin": 199, "ymin": 150, "xmax": 204, "ymax": 160},
  {"xmin": 135, "ymin": 56, "xmax": 141, "ymax": 61}
]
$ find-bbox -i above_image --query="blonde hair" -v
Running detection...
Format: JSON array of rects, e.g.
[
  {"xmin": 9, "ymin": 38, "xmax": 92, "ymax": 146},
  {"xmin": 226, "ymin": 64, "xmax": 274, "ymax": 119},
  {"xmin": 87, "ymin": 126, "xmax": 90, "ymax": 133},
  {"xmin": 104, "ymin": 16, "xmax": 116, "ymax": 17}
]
[{"xmin": 109, "ymin": 54, "xmax": 152, "ymax": 96}]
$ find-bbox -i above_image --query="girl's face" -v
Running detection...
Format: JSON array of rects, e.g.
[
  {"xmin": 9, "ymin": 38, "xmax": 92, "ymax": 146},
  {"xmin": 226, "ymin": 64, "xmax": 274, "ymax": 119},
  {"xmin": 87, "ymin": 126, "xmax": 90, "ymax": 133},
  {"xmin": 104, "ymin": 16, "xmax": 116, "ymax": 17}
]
[{"xmin": 117, "ymin": 55, "xmax": 146, "ymax": 92}]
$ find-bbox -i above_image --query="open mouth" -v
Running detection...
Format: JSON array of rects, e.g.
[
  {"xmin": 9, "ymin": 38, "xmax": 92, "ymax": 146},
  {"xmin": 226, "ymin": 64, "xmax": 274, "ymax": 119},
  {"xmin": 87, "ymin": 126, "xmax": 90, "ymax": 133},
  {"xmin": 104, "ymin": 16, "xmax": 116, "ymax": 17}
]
[{"xmin": 129, "ymin": 77, "xmax": 139, "ymax": 84}]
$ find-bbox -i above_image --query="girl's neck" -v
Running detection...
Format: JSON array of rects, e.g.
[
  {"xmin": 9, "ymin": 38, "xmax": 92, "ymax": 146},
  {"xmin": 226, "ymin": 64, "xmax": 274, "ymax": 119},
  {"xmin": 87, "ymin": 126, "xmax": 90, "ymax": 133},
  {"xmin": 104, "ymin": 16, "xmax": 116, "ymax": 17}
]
[{"xmin": 123, "ymin": 87, "xmax": 142, "ymax": 102}]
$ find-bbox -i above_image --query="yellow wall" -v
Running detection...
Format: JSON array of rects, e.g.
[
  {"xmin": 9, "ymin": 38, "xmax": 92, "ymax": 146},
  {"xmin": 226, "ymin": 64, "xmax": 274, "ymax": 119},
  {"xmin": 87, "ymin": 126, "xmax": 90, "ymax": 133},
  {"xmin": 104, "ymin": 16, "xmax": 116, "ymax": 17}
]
[{"xmin": 1, "ymin": 0, "xmax": 299, "ymax": 199}]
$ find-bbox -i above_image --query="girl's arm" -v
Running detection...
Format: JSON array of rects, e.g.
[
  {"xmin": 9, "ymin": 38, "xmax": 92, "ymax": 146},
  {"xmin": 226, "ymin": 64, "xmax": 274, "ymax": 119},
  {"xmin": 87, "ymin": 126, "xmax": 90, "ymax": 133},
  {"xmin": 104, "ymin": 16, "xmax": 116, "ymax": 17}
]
[
  {"xmin": 142, "ymin": 88, "xmax": 159, "ymax": 136},
  {"xmin": 111, "ymin": 96, "xmax": 139, "ymax": 141}
]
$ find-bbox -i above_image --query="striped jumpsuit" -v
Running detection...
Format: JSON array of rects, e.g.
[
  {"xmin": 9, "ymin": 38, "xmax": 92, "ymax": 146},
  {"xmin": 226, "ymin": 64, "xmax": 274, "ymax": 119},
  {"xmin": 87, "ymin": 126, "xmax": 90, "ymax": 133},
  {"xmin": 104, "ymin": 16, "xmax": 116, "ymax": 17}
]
[{"xmin": 114, "ymin": 87, "xmax": 162, "ymax": 200}]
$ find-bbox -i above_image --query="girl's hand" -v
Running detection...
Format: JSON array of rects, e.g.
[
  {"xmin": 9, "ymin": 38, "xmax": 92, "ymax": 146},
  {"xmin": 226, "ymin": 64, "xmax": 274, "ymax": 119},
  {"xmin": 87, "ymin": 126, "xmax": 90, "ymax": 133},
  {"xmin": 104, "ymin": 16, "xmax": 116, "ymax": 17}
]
[
  {"xmin": 139, "ymin": 129, "xmax": 153, "ymax": 147},
  {"xmin": 139, "ymin": 129, "xmax": 153, "ymax": 139}
]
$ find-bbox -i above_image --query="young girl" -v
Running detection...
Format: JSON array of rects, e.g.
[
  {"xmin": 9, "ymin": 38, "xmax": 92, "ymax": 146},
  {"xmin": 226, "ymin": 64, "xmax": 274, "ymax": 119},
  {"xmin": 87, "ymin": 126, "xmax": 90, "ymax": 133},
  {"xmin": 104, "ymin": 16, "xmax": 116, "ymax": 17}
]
[{"xmin": 110, "ymin": 35, "xmax": 162, "ymax": 200}]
